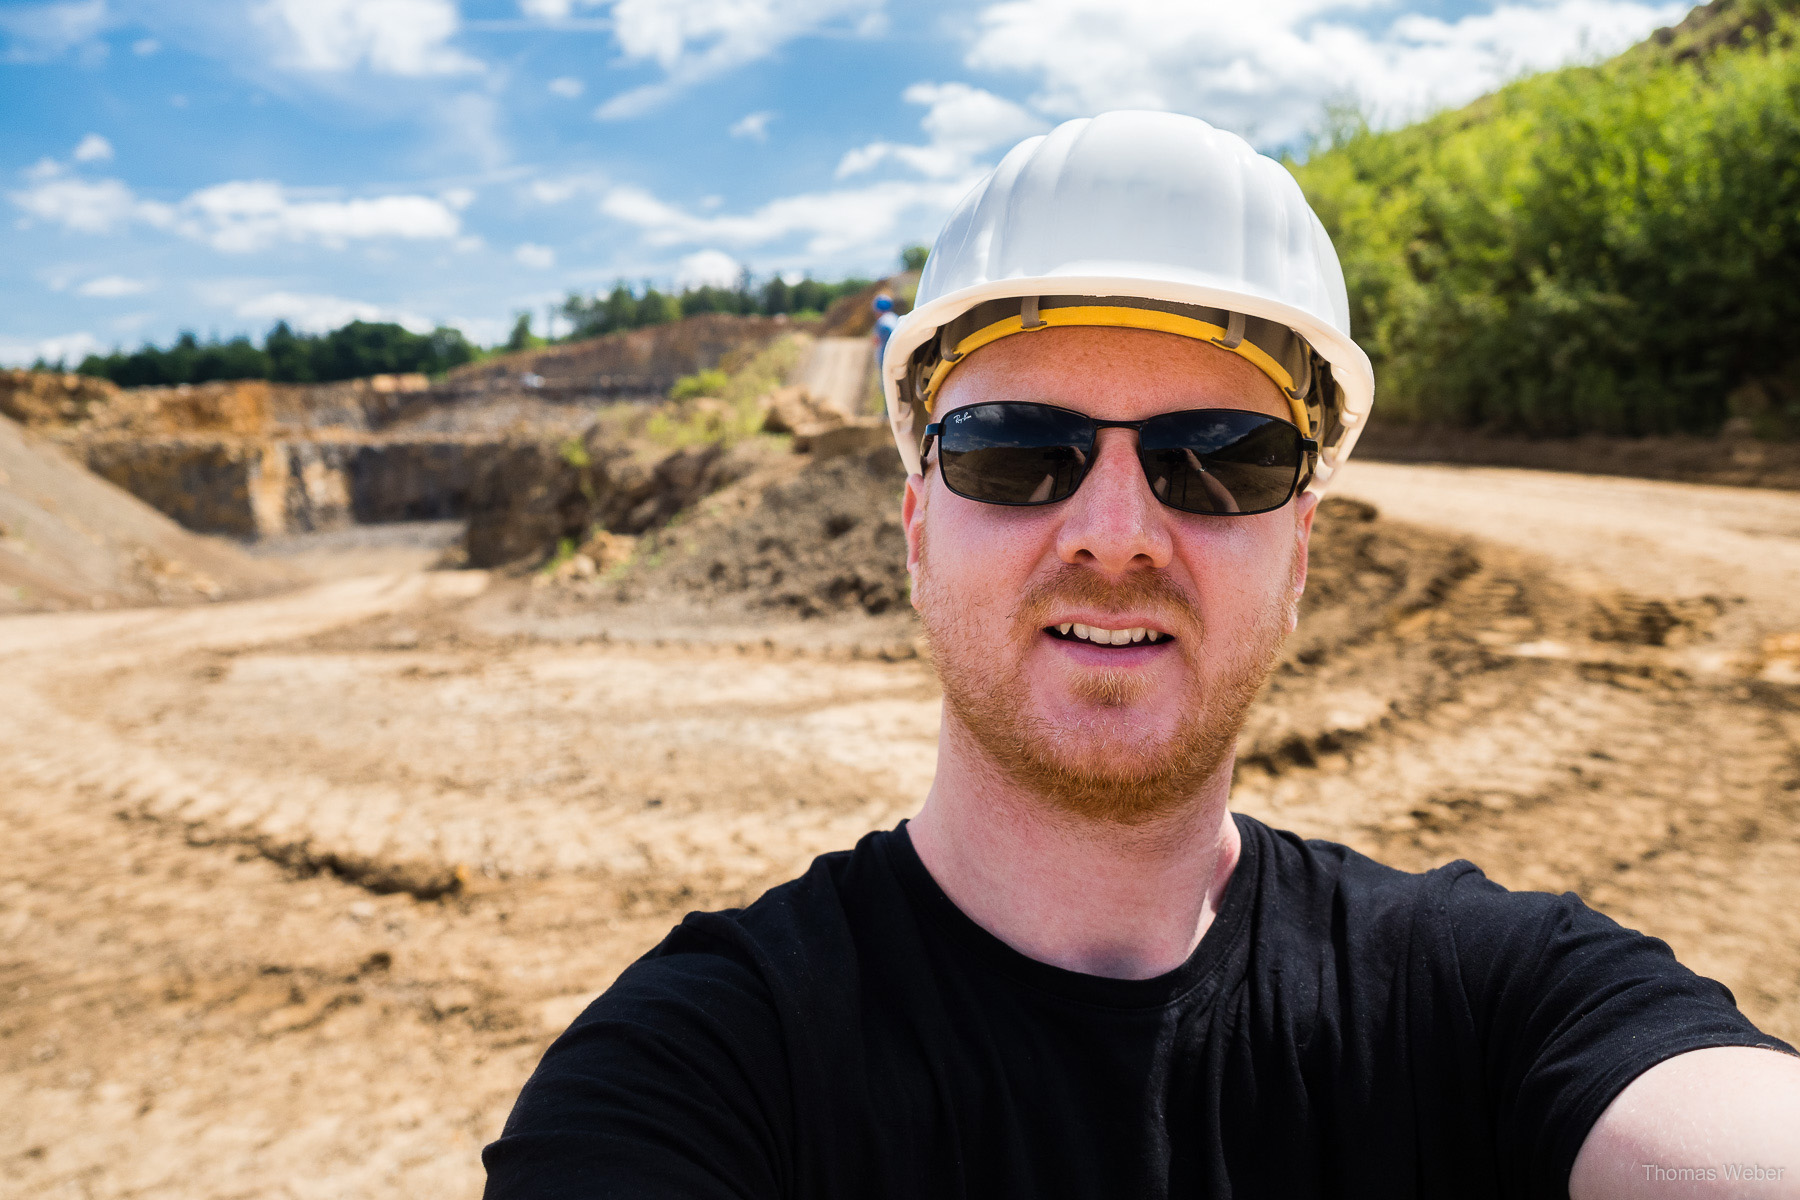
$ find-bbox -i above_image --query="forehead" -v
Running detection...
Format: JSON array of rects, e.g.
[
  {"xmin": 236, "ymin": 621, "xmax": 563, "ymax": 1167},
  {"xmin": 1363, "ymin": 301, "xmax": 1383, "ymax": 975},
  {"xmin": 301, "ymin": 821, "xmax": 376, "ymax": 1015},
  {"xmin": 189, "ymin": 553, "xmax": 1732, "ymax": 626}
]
[{"xmin": 933, "ymin": 325, "xmax": 1290, "ymax": 424}]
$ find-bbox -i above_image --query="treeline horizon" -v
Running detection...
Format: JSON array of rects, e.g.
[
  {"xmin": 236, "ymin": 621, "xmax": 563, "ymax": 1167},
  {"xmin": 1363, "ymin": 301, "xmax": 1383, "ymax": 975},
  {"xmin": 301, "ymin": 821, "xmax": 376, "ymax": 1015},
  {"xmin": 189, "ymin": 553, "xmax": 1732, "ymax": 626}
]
[{"xmin": 49, "ymin": 254, "xmax": 924, "ymax": 390}]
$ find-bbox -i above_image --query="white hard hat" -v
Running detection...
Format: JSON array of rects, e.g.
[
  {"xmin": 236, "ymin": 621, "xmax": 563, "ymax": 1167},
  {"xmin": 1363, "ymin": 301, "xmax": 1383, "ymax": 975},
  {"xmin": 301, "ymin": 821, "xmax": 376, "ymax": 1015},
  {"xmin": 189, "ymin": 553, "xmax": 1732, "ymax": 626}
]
[{"xmin": 882, "ymin": 110, "xmax": 1374, "ymax": 493}]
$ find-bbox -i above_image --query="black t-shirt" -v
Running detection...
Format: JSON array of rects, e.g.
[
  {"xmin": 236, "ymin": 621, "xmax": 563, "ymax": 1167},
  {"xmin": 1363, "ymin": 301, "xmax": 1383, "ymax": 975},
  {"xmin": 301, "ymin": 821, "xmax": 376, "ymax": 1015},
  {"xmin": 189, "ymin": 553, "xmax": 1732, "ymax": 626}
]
[{"xmin": 484, "ymin": 815, "xmax": 1792, "ymax": 1199}]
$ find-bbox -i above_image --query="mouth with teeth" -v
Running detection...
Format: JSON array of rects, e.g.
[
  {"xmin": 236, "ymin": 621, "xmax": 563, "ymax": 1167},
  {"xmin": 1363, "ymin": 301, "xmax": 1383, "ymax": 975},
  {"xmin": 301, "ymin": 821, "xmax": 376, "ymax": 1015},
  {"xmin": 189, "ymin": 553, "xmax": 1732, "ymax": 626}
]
[{"xmin": 1045, "ymin": 622, "xmax": 1172, "ymax": 647}]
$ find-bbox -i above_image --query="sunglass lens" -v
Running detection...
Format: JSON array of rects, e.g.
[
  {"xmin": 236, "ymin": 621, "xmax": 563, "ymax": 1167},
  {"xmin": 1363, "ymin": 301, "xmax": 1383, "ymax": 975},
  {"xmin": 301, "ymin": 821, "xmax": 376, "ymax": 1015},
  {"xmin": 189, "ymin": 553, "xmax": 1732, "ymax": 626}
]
[
  {"xmin": 1138, "ymin": 411, "xmax": 1302, "ymax": 514},
  {"xmin": 938, "ymin": 403, "xmax": 1091, "ymax": 505}
]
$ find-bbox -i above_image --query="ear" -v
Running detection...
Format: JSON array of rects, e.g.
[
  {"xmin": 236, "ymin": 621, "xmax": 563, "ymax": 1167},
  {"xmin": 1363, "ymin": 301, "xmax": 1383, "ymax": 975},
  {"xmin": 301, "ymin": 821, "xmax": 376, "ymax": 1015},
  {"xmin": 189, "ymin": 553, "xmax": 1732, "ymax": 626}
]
[
  {"xmin": 1288, "ymin": 491, "xmax": 1321, "ymax": 631},
  {"xmin": 902, "ymin": 472, "xmax": 928, "ymax": 612}
]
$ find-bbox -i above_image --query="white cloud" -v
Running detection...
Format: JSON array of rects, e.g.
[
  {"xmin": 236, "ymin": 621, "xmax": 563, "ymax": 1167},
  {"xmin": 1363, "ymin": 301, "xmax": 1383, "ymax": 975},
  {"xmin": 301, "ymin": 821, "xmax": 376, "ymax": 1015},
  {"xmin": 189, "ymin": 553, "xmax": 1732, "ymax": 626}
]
[
  {"xmin": 837, "ymin": 82, "xmax": 1046, "ymax": 178},
  {"xmin": 76, "ymin": 274, "xmax": 150, "ymax": 297},
  {"xmin": 520, "ymin": 0, "xmax": 575, "ymax": 16},
  {"xmin": 524, "ymin": 171, "xmax": 607, "ymax": 205},
  {"xmin": 181, "ymin": 181, "xmax": 463, "ymax": 252},
  {"xmin": 594, "ymin": 0, "xmax": 884, "ymax": 119},
  {"xmin": 438, "ymin": 92, "xmax": 508, "ymax": 169},
  {"xmin": 548, "ymin": 75, "xmax": 585, "ymax": 98},
  {"xmin": 0, "ymin": 0, "xmax": 108, "ymax": 63},
  {"xmin": 514, "ymin": 242, "xmax": 557, "ymax": 269},
  {"xmin": 132, "ymin": 36, "xmax": 158, "ymax": 55},
  {"xmin": 0, "ymin": 331, "xmax": 104, "ymax": 367},
  {"xmin": 232, "ymin": 291, "xmax": 432, "ymax": 334},
  {"xmin": 9, "ymin": 167, "xmax": 149, "ymax": 234},
  {"xmin": 9, "ymin": 168, "xmax": 464, "ymax": 252},
  {"xmin": 675, "ymin": 248, "xmax": 743, "ymax": 288},
  {"xmin": 451, "ymin": 314, "xmax": 511, "ymax": 346},
  {"xmin": 529, "ymin": 180, "xmax": 578, "ymax": 205},
  {"xmin": 1361, "ymin": 1, "xmax": 1692, "ymax": 117},
  {"xmin": 72, "ymin": 133, "xmax": 113, "ymax": 163},
  {"xmin": 966, "ymin": 0, "xmax": 1688, "ymax": 146},
  {"xmin": 440, "ymin": 187, "xmax": 477, "ymax": 210},
  {"xmin": 260, "ymin": 0, "xmax": 482, "ymax": 76},
  {"xmin": 729, "ymin": 110, "xmax": 776, "ymax": 141},
  {"xmin": 602, "ymin": 176, "xmax": 974, "ymax": 258}
]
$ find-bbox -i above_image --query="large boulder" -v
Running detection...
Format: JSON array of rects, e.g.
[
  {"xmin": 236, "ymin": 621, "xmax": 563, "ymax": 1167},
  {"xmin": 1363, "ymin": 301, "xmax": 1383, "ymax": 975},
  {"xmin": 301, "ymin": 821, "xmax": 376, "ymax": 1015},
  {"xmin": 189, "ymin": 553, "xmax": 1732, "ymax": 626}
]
[{"xmin": 759, "ymin": 385, "xmax": 843, "ymax": 435}]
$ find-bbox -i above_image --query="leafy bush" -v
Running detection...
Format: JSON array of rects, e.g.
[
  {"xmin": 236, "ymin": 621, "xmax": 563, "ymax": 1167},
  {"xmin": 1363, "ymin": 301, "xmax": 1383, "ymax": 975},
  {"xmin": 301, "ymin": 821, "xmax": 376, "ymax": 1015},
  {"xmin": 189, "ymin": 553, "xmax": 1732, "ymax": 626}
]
[
  {"xmin": 670, "ymin": 368, "xmax": 729, "ymax": 400},
  {"xmin": 1293, "ymin": 11, "xmax": 1800, "ymax": 436},
  {"xmin": 624, "ymin": 334, "xmax": 810, "ymax": 450}
]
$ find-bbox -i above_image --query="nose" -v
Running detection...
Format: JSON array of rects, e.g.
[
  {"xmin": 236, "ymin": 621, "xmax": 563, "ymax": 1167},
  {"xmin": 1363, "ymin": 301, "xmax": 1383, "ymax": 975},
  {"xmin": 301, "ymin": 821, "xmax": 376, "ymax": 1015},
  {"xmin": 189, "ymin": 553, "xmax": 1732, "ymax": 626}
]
[{"xmin": 1052, "ymin": 428, "xmax": 1174, "ymax": 573}]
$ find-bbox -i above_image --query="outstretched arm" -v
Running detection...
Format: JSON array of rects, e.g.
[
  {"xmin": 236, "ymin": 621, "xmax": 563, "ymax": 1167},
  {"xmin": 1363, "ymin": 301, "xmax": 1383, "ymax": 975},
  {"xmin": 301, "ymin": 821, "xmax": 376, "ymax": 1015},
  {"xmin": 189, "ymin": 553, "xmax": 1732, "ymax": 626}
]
[{"xmin": 1571, "ymin": 1046, "xmax": 1800, "ymax": 1199}]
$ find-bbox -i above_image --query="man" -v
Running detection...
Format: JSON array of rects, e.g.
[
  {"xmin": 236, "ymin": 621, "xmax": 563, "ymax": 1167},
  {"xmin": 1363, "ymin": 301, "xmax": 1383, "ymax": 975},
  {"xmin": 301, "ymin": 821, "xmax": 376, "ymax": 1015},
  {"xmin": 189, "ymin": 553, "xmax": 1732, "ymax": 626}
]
[
  {"xmin": 486, "ymin": 112, "xmax": 1800, "ymax": 1198},
  {"xmin": 872, "ymin": 292, "xmax": 899, "ymax": 365}
]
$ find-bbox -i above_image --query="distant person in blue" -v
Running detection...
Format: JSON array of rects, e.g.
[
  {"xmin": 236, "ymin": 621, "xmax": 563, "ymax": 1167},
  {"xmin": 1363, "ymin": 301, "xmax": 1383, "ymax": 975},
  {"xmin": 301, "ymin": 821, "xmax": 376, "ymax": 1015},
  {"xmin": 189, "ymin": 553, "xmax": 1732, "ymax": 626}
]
[{"xmin": 872, "ymin": 293, "xmax": 899, "ymax": 366}]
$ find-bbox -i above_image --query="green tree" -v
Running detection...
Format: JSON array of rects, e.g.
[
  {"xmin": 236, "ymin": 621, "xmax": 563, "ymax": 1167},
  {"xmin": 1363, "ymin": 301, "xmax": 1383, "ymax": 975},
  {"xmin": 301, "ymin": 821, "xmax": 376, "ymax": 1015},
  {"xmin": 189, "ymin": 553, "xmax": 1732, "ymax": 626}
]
[
  {"xmin": 505, "ymin": 312, "xmax": 536, "ymax": 352},
  {"xmin": 761, "ymin": 276, "xmax": 792, "ymax": 315},
  {"xmin": 1291, "ymin": 12, "xmax": 1800, "ymax": 437}
]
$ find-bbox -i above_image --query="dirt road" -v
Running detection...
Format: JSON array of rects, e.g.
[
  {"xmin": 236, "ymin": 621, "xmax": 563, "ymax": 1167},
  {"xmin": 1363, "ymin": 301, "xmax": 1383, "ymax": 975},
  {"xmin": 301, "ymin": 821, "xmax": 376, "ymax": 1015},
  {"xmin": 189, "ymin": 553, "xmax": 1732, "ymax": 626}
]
[
  {"xmin": 1337, "ymin": 461, "xmax": 1800, "ymax": 638},
  {"xmin": 5, "ymin": 463, "xmax": 1799, "ymax": 1198}
]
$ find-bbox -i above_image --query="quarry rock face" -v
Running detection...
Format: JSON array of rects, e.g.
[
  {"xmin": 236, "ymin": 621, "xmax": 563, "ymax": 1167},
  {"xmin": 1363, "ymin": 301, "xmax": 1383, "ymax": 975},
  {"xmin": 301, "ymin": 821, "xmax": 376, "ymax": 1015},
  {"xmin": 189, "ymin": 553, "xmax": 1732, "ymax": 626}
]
[
  {"xmin": 0, "ymin": 369, "xmax": 122, "ymax": 427},
  {"xmin": 81, "ymin": 437, "xmax": 290, "ymax": 539},
  {"xmin": 2, "ymin": 315, "xmax": 805, "ymax": 543},
  {"xmin": 78, "ymin": 435, "xmax": 512, "ymax": 537},
  {"xmin": 350, "ymin": 440, "xmax": 502, "ymax": 524},
  {"xmin": 463, "ymin": 435, "xmax": 771, "ymax": 568},
  {"xmin": 2, "ymin": 371, "xmax": 525, "ymax": 538}
]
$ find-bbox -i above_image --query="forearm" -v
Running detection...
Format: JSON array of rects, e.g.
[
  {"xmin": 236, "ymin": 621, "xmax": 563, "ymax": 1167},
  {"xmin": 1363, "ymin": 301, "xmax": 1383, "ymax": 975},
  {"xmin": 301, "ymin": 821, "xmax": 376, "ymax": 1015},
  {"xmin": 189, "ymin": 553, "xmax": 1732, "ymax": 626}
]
[{"xmin": 1570, "ymin": 1046, "xmax": 1800, "ymax": 1199}]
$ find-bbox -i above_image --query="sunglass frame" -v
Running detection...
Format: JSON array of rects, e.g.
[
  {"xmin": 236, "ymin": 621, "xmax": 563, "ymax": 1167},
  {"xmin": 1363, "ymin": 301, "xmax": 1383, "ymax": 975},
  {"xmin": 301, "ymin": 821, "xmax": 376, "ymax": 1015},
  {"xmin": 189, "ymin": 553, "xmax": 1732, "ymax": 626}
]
[{"xmin": 920, "ymin": 401, "xmax": 1320, "ymax": 516}]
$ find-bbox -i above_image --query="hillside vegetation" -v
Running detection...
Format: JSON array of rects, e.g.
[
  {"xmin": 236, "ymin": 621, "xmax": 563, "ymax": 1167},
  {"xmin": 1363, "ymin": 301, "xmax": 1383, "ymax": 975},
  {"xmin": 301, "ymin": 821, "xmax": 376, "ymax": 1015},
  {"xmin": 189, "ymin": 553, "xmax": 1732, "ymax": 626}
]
[{"xmin": 1294, "ymin": 0, "xmax": 1800, "ymax": 437}]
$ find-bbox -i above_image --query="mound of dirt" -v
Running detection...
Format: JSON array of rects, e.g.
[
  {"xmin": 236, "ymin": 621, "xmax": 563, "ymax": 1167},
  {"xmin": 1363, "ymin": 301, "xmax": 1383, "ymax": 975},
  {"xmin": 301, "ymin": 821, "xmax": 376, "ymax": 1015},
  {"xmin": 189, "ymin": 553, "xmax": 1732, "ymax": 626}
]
[
  {"xmin": 618, "ymin": 445, "xmax": 910, "ymax": 618},
  {"xmin": 0, "ymin": 413, "xmax": 291, "ymax": 613}
]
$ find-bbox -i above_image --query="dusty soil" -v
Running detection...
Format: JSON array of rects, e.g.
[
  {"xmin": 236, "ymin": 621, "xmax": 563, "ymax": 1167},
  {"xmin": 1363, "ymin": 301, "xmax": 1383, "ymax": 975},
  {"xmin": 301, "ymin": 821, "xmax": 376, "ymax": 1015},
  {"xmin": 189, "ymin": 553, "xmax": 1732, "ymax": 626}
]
[{"xmin": 5, "ymin": 463, "xmax": 1800, "ymax": 1199}]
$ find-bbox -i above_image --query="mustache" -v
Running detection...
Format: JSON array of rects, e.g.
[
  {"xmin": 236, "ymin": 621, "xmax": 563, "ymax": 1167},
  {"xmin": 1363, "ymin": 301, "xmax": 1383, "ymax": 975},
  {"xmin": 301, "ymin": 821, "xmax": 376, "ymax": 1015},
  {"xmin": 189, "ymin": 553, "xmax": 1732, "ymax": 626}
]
[{"xmin": 1012, "ymin": 564, "xmax": 1201, "ymax": 638}]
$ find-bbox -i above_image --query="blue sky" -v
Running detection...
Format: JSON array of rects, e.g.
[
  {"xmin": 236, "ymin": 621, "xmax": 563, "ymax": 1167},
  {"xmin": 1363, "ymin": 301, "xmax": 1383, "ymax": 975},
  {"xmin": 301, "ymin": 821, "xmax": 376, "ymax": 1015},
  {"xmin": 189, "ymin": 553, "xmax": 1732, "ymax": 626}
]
[{"xmin": 1, "ymin": 0, "xmax": 1692, "ymax": 364}]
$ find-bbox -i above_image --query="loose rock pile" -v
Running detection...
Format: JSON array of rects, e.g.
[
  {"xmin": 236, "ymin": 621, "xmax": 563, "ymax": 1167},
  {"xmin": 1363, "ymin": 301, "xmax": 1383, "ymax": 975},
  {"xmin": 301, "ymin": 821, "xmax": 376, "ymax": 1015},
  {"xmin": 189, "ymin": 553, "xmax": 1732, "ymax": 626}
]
[{"xmin": 620, "ymin": 445, "xmax": 911, "ymax": 618}]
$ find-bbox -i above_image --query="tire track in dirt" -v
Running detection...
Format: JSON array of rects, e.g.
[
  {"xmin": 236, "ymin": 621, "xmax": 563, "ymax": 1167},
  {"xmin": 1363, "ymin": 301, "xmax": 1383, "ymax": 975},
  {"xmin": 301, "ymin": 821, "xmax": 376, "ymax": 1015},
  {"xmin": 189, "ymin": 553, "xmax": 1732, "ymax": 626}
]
[{"xmin": 7, "ymin": 466, "xmax": 1800, "ymax": 1199}]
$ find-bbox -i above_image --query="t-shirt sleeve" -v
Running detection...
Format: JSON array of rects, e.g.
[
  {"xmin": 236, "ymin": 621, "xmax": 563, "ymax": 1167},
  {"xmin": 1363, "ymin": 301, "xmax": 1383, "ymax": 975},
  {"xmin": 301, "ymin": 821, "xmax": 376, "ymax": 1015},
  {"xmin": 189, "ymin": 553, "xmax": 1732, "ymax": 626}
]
[
  {"xmin": 482, "ymin": 938, "xmax": 792, "ymax": 1200},
  {"xmin": 1432, "ymin": 866, "xmax": 1796, "ymax": 1199}
]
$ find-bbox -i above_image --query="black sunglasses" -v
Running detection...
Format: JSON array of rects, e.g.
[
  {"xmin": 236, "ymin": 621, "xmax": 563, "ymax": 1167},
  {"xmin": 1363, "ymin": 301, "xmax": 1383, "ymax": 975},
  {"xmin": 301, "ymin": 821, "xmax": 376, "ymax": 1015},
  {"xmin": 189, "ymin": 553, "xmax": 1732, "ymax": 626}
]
[{"xmin": 921, "ymin": 402, "xmax": 1318, "ymax": 516}]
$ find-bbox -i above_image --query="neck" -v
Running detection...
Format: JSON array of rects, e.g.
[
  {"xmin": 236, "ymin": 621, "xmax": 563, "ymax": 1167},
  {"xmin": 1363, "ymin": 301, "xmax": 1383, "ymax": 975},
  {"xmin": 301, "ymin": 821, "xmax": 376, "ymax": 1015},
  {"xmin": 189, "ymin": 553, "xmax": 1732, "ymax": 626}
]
[{"xmin": 906, "ymin": 714, "xmax": 1242, "ymax": 980}]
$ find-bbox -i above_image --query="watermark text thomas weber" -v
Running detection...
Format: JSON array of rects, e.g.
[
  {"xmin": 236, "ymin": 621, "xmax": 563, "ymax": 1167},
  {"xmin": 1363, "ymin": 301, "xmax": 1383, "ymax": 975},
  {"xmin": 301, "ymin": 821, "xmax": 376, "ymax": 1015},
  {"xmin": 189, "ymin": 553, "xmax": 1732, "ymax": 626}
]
[{"xmin": 1644, "ymin": 1164, "xmax": 1788, "ymax": 1182}]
